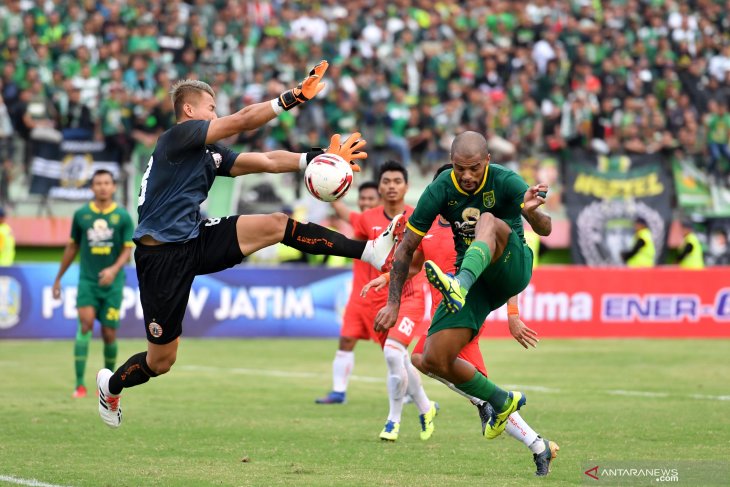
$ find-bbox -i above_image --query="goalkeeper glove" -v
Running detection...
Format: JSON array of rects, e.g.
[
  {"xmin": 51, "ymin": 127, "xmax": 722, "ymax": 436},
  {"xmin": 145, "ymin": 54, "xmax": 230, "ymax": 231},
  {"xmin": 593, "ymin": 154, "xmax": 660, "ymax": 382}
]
[
  {"xmin": 326, "ymin": 132, "xmax": 367, "ymax": 172},
  {"xmin": 277, "ymin": 60, "xmax": 328, "ymax": 111}
]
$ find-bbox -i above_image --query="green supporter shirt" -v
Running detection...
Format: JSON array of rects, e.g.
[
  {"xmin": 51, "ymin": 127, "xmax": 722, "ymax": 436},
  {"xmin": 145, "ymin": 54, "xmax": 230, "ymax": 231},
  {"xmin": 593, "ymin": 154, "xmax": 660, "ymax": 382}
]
[
  {"xmin": 71, "ymin": 202, "xmax": 134, "ymax": 285},
  {"xmin": 707, "ymin": 114, "xmax": 730, "ymax": 144},
  {"xmin": 407, "ymin": 164, "xmax": 529, "ymax": 267}
]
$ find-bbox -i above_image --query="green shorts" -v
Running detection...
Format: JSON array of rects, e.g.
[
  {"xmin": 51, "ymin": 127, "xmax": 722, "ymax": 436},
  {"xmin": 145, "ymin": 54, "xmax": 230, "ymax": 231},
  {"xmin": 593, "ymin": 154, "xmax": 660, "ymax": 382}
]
[
  {"xmin": 76, "ymin": 278, "xmax": 124, "ymax": 328},
  {"xmin": 428, "ymin": 231, "xmax": 533, "ymax": 339}
]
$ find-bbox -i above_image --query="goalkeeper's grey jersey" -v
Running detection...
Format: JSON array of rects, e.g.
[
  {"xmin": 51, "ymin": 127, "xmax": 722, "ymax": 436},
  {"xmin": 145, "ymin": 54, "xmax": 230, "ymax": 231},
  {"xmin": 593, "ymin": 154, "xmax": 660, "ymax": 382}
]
[{"xmin": 134, "ymin": 120, "xmax": 238, "ymax": 243}]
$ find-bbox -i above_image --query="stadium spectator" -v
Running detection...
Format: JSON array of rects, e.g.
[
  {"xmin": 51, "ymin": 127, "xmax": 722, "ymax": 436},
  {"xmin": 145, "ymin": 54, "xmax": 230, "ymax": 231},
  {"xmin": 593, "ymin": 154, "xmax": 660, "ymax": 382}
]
[
  {"xmin": 705, "ymin": 99, "xmax": 730, "ymax": 184},
  {"xmin": 0, "ymin": 88, "xmax": 13, "ymax": 208},
  {"xmin": 707, "ymin": 228, "xmax": 730, "ymax": 266},
  {"xmin": 56, "ymin": 85, "xmax": 94, "ymax": 140},
  {"xmin": 2, "ymin": 0, "xmax": 730, "ymax": 204}
]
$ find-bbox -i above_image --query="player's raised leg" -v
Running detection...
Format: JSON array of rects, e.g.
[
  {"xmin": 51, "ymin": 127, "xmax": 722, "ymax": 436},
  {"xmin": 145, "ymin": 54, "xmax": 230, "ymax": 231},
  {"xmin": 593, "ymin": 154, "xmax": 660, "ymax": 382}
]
[
  {"xmin": 235, "ymin": 213, "xmax": 403, "ymax": 272},
  {"xmin": 425, "ymin": 213, "xmax": 510, "ymax": 313}
]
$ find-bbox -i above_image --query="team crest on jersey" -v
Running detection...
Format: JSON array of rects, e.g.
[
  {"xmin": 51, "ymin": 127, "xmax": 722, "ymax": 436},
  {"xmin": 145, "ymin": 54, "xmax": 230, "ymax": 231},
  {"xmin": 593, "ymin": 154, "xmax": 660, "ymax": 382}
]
[
  {"xmin": 212, "ymin": 152, "xmax": 222, "ymax": 168},
  {"xmin": 483, "ymin": 190, "xmax": 495, "ymax": 208},
  {"xmin": 88, "ymin": 219, "xmax": 114, "ymax": 242},
  {"xmin": 110, "ymin": 214, "xmax": 120, "ymax": 225},
  {"xmin": 0, "ymin": 276, "xmax": 21, "ymax": 329}
]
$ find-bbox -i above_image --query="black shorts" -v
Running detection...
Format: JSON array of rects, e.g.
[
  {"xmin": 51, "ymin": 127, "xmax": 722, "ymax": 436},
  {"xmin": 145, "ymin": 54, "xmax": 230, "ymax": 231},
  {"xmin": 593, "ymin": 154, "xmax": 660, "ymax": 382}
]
[{"xmin": 135, "ymin": 216, "xmax": 244, "ymax": 344}]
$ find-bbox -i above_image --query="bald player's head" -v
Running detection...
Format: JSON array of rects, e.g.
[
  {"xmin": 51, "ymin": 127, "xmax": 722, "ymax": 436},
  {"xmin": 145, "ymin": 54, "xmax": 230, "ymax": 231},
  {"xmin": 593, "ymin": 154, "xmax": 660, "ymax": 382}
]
[
  {"xmin": 450, "ymin": 131, "xmax": 489, "ymax": 161},
  {"xmin": 449, "ymin": 131, "xmax": 491, "ymax": 193}
]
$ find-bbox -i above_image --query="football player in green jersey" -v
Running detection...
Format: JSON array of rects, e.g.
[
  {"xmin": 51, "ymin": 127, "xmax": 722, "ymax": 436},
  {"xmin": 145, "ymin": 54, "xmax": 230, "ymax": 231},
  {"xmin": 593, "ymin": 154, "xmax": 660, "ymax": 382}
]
[
  {"xmin": 53, "ymin": 170, "xmax": 134, "ymax": 398},
  {"xmin": 375, "ymin": 131, "xmax": 551, "ymax": 442}
]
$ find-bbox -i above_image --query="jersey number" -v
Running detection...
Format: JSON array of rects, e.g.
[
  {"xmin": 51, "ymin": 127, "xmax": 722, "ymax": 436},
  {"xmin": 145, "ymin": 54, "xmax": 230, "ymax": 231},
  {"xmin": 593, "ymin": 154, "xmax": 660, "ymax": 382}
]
[
  {"xmin": 397, "ymin": 317, "xmax": 415, "ymax": 337},
  {"xmin": 137, "ymin": 156, "xmax": 153, "ymax": 206}
]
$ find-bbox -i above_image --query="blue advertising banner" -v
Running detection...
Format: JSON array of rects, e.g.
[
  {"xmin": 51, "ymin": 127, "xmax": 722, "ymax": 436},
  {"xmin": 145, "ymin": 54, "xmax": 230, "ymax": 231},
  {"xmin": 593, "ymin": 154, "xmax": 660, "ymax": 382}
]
[{"xmin": 0, "ymin": 265, "xmax": 353, "ymax": 339}]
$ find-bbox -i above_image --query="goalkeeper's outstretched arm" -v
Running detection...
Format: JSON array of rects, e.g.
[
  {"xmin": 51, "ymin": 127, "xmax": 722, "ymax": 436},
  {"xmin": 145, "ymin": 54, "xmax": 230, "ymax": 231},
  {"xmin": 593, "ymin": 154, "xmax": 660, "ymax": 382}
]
[
  {"xmin": 229, "ymin": 133, "xmax": 367, "ymax": 177},
  {"xmin": 206, "ymin": 61, "xmax": 329, "ymax": 144}
]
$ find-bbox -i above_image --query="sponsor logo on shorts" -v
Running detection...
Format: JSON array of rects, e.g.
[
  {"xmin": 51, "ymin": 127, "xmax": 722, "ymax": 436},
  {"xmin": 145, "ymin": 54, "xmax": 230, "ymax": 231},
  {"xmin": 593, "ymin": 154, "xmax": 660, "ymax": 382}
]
[{"xmin": 148, "ymin": 321, "xmax": 163, "ymax": 338}]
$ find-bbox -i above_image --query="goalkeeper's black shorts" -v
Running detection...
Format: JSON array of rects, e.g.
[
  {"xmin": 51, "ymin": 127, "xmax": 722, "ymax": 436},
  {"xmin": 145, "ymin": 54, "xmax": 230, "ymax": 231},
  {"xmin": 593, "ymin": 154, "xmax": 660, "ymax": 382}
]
[{"xmin": 134, "ymin": 216, "xmax": 244, "ymax": 344}]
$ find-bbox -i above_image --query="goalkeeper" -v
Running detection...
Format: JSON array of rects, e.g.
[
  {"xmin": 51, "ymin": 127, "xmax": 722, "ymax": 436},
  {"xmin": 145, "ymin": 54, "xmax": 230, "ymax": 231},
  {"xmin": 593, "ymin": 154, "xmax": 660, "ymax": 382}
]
[{"xmin": 95, "ymin": 60, "xmax": 404, "ymax": 429}]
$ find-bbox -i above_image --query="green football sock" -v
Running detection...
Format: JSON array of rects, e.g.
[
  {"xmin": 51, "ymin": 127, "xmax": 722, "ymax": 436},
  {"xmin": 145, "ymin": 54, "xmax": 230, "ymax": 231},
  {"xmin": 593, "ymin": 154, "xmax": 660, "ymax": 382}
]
[
  {"xmin": 74, "ymin": 322, "xmax": 92, "ymax": 388},
  {"xmin": 456, "ymin": 371, "xmax": 511, "ymax": 413},
  {"xmin": 456, "ymin": 241, "xmax": 491, "ymax": 291},
  {"xmin": 104, "ymin": 341, "xmax": 118, "ymax": 371}
]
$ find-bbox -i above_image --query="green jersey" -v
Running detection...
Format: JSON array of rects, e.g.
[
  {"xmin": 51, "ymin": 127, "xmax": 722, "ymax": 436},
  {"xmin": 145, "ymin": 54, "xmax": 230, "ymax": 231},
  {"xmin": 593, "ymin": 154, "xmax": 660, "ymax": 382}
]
[
  {"xmin": 71, "ymin": 202, "xmax": 134, "ymax": 285},
  {"xmin": 707, "ymin": 114, "xmax": 730, "ymax": 144},
  {"xmin": 407, "ymin": 164, "xmax": 528, "ymax": 266}
]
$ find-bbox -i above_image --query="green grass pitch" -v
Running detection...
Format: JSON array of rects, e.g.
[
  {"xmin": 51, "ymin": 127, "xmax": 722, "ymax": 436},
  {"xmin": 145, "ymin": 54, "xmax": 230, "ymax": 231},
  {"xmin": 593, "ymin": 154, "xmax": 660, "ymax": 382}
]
[{"xmin": 1, "ymin": 338, "xmax": 729, "ymax": 486}]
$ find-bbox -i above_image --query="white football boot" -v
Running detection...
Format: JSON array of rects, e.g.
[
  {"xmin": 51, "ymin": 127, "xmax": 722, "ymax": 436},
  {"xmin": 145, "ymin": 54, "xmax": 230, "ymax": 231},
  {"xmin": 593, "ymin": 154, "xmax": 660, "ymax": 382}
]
[
  {"xmin": 361, "ymin": 213, "xmax": 404, "ymax": 271},
  {"xmin": 97, "ymin": 368, "xmax": 122, "ymax": 428}
]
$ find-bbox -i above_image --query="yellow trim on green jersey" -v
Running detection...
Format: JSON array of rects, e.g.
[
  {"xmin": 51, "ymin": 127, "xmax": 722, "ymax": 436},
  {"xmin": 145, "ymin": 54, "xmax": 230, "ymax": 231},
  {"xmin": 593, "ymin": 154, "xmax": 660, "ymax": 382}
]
[
  {"xmin": 450, "ymin": 166, "xmax": 489, "ymax": 195},
  {"xmin": 475, "ymin": 166, "xmax": 489, "ymax": 193},
  {"xmin": 406, "ymin": 221, "xmax": 427, "ymax": 236},
  {"xmin": 410, "ymin": 163, "xmax": 527, "ymax": 266},
  {"xmin": 450, "ymin": 171, "xmax": 469, "ymax": 195},
  {"xmin": 89, "ymin": 202, "xmax": 118, "ymax": 215},
  {"xmin": 124, "ymin": 242, "xmax": 135, "ymax": 247}
]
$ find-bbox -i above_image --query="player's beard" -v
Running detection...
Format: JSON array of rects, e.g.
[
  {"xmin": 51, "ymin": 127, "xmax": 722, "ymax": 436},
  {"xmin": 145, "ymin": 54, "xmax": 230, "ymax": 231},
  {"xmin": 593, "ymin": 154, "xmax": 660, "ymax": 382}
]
[{"xmin": 459, "ymin": 180, "xmax": 477, "ymax": 191}]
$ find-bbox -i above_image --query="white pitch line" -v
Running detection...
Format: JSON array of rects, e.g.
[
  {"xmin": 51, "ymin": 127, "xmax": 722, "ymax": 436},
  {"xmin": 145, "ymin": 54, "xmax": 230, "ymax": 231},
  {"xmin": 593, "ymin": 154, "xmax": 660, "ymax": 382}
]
[
  {"xmin": 607, "ymin": 390, "xmax": 670, "ymax": 398},
  {"xmin": 0, "ymin": 475, "xmax": 72, "ymax": 487},
  {"xmin": 690, "ymin": 393, "xmax": 730, "ymax": 401},
  {"xmin": 178, "ymin": 365, "xmax": 730, "ymax": 402},
  {"xmin": 179, "ymin": 365, "xmax": 383, "ymax": 383},
  {"xmin": 503, "ymin": 384, "xmax": 562, "ymax": 393}
]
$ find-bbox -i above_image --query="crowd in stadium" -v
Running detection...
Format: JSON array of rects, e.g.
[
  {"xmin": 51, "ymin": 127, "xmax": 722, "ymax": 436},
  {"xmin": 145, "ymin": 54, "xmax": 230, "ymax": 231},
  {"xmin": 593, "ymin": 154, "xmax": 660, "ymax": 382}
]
[{"xmin": 1, "ymin": 0, "xmax": 730, "ymax": 201}]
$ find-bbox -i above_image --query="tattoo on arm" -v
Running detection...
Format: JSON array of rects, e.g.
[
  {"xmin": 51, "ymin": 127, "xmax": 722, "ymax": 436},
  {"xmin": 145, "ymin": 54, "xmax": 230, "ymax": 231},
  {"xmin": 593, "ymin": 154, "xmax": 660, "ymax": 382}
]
[
  {"xmin": 387, "ymin": 230, "xmax": 422, "ymax": 305},
  {"xmin": 523, "ymin": 209, "xmax": 552, "ymax": 236}
]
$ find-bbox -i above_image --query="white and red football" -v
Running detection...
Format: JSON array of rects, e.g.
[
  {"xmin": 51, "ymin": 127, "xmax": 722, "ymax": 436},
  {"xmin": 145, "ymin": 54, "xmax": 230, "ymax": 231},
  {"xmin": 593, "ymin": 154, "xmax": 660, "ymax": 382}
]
[{"xmin": 304, "ymin": 153, "xmax": 353, "ymax": 202}]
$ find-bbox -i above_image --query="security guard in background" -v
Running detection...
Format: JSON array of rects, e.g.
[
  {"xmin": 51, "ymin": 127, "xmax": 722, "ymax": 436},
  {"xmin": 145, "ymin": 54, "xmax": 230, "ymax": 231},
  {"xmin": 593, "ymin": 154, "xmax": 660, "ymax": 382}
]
[
  {"xmin": 676, "ymin": 219, "xmax": 704, "ymax": 269},
  {"xmin": 622, "ymin": 216, "xmax": 655, "ymax": 268},
  {"xmin": 0, "ymin": 207, "xmax": 15, "ymax": 266}
]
